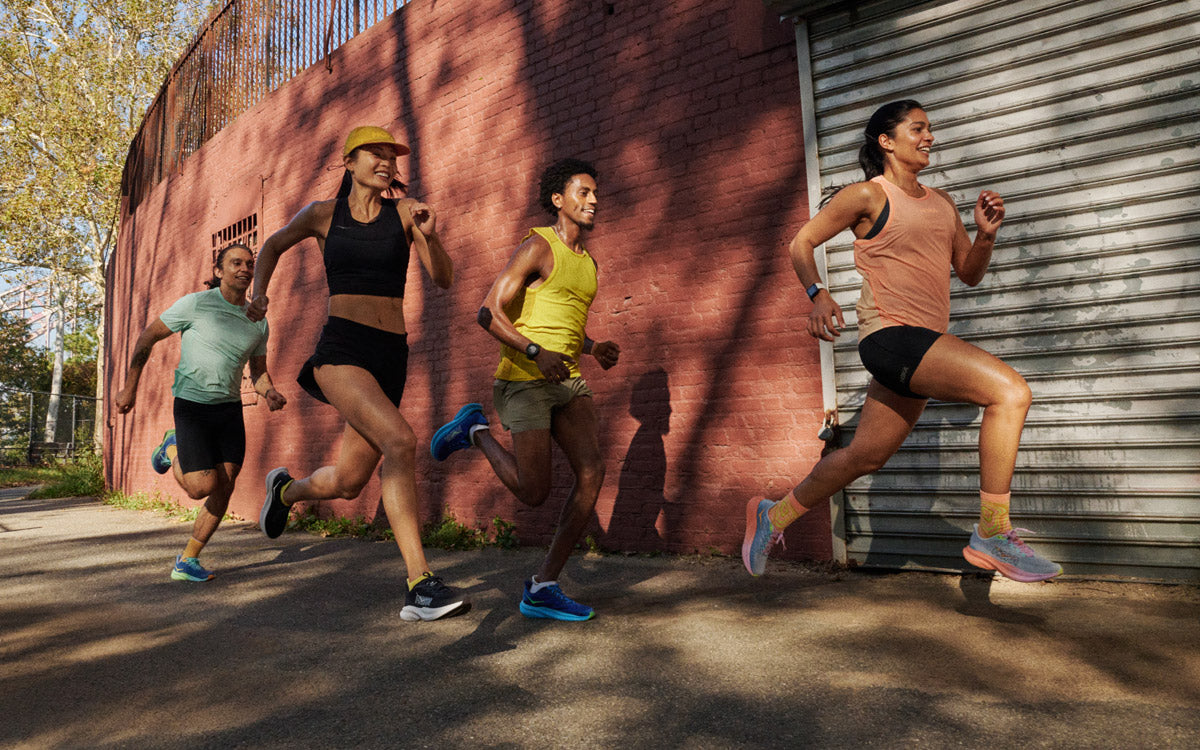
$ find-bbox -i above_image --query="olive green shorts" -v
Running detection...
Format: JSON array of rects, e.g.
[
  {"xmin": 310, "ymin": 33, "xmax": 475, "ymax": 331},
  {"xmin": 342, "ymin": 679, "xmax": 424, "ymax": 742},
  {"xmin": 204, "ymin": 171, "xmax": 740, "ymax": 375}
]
[{"xmin": 492, "ymin": 377, "xmax": 593, "ymax": 433}]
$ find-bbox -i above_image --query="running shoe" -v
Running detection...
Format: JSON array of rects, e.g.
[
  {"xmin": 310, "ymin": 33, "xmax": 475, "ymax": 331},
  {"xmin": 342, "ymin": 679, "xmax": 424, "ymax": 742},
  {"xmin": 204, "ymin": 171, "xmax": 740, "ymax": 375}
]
[
  {"xmin": 400, "ymin": 574, "xmax": 471, "ymax": 621},
  {"xmin": 150, "ymin": 429, "xmax": 176, "ymax": 474},
  {"xmin": 259, "ymin": 467, "xmax": 294, "ymax": 539},
  {"xmin": 171, "ymin": 555, "xmax": 214, "ymax": 582},
  {"xmin": 519, "ymin": 579, "xmax": 595, "ymax": 621},
  {"xmin": 963, "ymin": 524, "xmax": 1063, "ymax": 582},
  {"xmin": 742, "ymin": 498, "xmax": 784, "ymax": 576},
  {"xmin": 430, "ymin": 403, "xmax": 488, "ymax": 461}
]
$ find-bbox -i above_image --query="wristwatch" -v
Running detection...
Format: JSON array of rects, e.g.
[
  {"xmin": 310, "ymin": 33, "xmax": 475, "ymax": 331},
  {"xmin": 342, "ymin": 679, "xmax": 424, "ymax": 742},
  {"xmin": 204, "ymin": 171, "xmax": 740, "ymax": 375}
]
[
  {"xmin": 806, "ymin": 282, "xmax": 827, "ymax": 300},
  {"xmin": 524, "ymin": 342, "xmax": 542, "ymax": 360}
]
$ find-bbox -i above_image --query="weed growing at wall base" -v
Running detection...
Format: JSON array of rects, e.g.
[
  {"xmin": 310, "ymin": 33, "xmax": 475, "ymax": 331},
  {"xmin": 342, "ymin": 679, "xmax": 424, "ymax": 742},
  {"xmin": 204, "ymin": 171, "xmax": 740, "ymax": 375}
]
[{"xmin": 102, "ymin": 489, "xmax": 230, "ymax": 523}]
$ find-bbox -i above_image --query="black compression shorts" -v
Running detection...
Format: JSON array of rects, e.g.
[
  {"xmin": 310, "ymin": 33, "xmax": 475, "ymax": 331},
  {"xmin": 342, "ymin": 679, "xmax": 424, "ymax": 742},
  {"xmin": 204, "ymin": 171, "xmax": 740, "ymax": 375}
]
[
  {"xmin": 298, "ymin": 316, "xmax": 409, "ymax": 407},
  {"xmin": 173, "ymin": 398, "xmax": 246, "ymax": 473},
  {"xmin": 857, "ymin": 325, "xmax": 942, "ymax": 399}
]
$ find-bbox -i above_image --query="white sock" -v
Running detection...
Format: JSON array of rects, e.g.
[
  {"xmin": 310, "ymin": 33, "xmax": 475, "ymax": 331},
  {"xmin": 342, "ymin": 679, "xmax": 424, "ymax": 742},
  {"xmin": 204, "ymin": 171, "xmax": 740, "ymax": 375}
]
[
  {"xmin": 529, "ymin": 575, "xmax": 556, "ymax": 593},
  {"xmin": 468, "ymin": 423, "xmax": 488, "ymax": 447}
]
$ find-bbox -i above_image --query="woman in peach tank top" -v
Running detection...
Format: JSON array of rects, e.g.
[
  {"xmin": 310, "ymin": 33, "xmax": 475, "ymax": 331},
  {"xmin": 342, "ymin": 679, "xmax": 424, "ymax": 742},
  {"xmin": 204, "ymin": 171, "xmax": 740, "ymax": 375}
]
[{"xmin": 742, "ymin": 100, "xmax": 1062, "ymax": 583}]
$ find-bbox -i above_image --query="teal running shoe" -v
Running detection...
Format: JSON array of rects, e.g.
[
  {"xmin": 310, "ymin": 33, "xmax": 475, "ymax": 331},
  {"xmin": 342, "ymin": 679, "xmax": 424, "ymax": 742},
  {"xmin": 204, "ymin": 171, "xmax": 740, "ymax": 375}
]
[
  {"xmin": 151, "ymin": 429, "xmax": 176, "ymax": 474},
  {"xmin": 742, "ymin": 498, "xmax": 784, "ymax": 576},
  {"xmin": 430, "ymin": 403, "xmax": 488, "ymax": 461},
  {"xmin": 519, "ymin": 580, "xmax": 594, "ymax": 621},
  {"xmin": 171, "ymin": 555, "xmax": 214, "ymax": 582},
  {"xmin": 963, "ymin": 525, "xmax": 1062, "ymax": 582}
]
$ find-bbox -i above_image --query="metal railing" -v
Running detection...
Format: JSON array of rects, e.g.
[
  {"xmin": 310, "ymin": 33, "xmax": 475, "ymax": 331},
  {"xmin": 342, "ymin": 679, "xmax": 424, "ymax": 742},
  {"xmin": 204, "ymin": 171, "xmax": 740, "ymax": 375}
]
[
  {"xmin": 122, "ymin": 0, "xmax": 410, "ymax": 211},
  {"xmin": 0, "ymin": 387, "xmax": 98, "ymax": 465}
]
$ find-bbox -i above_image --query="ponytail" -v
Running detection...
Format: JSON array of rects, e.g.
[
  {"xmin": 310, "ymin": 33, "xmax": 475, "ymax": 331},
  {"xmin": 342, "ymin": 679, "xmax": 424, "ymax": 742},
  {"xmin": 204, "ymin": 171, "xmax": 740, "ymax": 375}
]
[{"xmin": 857, "ymin": 99, "xmax": 923, "ymax": 180}]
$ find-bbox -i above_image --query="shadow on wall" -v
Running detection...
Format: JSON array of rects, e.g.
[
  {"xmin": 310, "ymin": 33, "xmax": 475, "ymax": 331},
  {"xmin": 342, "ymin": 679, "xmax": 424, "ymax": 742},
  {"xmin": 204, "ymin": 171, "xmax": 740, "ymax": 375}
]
[{"xmin": 608, "ymin": 366, "xmax": 672, "ymax": 549}]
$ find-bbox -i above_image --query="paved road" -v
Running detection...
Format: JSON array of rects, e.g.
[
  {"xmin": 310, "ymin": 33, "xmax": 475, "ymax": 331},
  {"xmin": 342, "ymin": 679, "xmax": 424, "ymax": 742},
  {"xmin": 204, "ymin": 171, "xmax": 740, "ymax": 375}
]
[{"xmin": 2, "ymin": 487, "xmax": 1197, "ymax": 749}]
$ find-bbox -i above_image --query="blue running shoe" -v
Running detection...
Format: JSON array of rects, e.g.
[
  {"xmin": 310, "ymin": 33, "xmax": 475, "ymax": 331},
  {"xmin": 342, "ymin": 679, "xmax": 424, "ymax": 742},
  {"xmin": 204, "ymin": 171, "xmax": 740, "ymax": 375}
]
[
  {"xmin": 151, "ymin": 429, "xmax": 176, "ymax": 474},
  {"xmin": 519, "ymin": 579, "xmax": 595, "ymax": 621},
  {"xmin": 171, "ymin": 555, "xmax": 214, "ymax": 582},
  {"xmin": 430, "ymin": 403, "xmax": 488, "ymax": 461},
  {"xmin": 742, "ymin": 498, "xmax": 784, "ymax": 576},
  {"xmin": 963, "ymin": 524, "xmax": 1062, "ymax": 582}
]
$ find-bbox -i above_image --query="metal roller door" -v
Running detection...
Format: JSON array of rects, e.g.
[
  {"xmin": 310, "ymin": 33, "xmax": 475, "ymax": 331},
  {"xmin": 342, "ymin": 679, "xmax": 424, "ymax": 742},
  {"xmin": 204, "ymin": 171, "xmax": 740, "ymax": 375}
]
[{"xmin": 776, "ymin": 0, "xmax": 1200, "ymax": 581}]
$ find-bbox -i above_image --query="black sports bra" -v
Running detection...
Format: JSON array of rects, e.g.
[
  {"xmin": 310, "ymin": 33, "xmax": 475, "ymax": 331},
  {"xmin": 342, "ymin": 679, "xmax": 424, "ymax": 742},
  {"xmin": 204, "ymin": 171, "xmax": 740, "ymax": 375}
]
[{"xmin": 323, "ymin": 196, "xmax": 410, "ymax": 298}]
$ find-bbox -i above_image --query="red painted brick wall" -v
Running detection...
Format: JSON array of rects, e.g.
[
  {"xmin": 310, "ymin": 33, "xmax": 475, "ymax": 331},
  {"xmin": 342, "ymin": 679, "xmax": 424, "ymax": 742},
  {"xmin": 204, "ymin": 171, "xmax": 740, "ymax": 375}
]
[{"xmin": 106, "ymin": 0, "xmax": 832, "ymax": 560}]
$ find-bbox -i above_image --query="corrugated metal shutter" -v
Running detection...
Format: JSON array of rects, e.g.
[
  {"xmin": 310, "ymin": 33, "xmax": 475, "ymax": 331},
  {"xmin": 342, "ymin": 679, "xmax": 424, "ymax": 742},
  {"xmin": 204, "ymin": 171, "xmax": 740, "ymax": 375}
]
[{"xmin": 798, "ymin": 0, "xmax": 1200, "ymax": 581}]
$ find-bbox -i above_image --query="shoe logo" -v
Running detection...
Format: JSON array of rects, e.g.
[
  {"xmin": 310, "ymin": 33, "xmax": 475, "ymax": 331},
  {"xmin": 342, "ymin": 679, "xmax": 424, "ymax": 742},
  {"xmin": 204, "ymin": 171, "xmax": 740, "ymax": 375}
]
[{"xmin": 415, "ymin": 594, "xmax": 433, "ymax": 606}]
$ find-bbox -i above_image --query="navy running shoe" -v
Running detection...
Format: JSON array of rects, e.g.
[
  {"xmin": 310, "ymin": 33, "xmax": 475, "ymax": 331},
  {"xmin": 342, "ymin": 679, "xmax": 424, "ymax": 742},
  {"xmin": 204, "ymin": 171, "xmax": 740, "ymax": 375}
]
[
  {"xmin": 519, "ymin": 579, "xmax": 595, "ymax": 621},
  {"xmin": 151, "ymin": 429, "xmax": 176, "ymax": 474},
  {"xmin": 260, "ymin": 467, "xmax": 294, "ymax": 539},
  {"xmin": 400, "ymin": 574, "xmax": 471, "ymax": 622},
  {"xmin": 430, "ymin": 403, "xmax": 488, "ymax": 461}
]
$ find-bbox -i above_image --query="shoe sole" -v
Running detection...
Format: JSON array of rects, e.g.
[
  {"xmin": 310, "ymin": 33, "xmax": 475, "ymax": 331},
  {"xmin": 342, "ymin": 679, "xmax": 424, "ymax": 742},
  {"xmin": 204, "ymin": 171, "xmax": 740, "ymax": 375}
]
[
  {"xmin": 430, "ymin": 403, "xmax": 484, "ymax": 461},
  {"xmin": 400, "ymin": 600, "xmax": 471, "ymax": 622},
  {"xmin": 962, "ymin": 545, "xmax": 1060, "ymax": 583},
  {"xmin": 260, "ymin": 467, "xmax": 289, "ymax": 538},
  {"xmin": 742, "ymin": 498, "xmax": 765, "ymax": 577},
  {"xmin": 170, "ymin": 570, "xmax": 214, "ymax": 582},
  {"xmin": 519, "ymin": 600, "xmax": 594, "ymax": 621}
]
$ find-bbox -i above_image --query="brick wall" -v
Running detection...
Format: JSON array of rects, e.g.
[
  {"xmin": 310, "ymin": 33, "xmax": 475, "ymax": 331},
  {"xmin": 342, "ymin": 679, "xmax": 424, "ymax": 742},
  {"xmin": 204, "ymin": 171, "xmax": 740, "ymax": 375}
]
[{"xmin": 106, "ymin": 0, "xmax": 832, "ymax": 560}]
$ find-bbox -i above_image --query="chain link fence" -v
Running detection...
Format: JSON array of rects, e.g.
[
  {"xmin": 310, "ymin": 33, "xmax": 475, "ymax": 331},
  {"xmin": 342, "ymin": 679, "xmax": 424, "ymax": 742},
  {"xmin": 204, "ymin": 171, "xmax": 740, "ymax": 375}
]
[{"xmin": 0, "ymin": 387, "xmax": 97, "ymax": 466}]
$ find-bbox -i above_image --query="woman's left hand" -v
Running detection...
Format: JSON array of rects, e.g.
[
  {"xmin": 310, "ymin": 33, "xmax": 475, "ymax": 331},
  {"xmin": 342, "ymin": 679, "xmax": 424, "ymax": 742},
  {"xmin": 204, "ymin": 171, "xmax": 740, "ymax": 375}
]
[
  {"xmin": 411, "ymin": 202, "xmax": 437, "ymax": 235},
  {"xmin": 974, "ymin": 190, "xmax": 1005, "ymax": 236}
]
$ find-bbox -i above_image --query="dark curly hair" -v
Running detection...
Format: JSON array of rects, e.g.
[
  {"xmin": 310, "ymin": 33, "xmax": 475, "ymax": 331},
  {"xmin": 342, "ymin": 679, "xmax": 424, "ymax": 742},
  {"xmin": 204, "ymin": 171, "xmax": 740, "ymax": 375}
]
[{"xmin": 538, "ymin": 158, "xmax": 597, "ymax": 217}]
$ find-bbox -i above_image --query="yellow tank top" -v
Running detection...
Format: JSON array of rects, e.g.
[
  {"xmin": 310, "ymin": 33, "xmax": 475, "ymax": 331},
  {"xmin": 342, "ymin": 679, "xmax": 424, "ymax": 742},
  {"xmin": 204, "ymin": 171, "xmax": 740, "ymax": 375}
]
[{"xmin": 494, "ymin": 227, "xmax": 598, "ymax": 381}]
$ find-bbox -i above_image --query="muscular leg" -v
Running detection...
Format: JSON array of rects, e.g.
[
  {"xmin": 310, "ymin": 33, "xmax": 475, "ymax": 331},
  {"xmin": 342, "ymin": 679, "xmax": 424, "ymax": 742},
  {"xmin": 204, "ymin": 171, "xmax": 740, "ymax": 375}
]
[
  {"xmin": 784, "ymin": 380, "xmax": 927, "ymax": 515},
  {"xmin": 474, "ymin": 428, "xmax": 554, "ymax": 508},
  {"xmin": 908, "ymin": 333, "xmax": 1032, "ymax": 495},
  {"xmin": 293, "ymin": 364, "xmax": 430, "ymax": 581},
  {"xmin": 540, "ymin": 396, "xmax": 605, "ymax": 582},
  {"xmin": 187, "ymin": 463, "xmax": 241, "ymax": 546}
]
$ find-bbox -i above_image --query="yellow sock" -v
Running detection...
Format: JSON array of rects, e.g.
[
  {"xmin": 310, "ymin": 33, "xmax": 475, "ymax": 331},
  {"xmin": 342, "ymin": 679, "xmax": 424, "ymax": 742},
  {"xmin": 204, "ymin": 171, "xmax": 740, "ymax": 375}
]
[
  {"xmin": 182, "ymin": 536, "xmax": 204, "ymax": 559},
  {"xmin": 407, "ymin": 571, "xmax": 431, "ymax": 591},
  {"xmin": 767, "ymin": 490, "xmax": 810, "ymax": 530},
  {"xmin": 166, "ymin": 444, "xmax": 178, "ymax": 462},
  {"xmin": 979, "ymin": 490, "xmax": 1013, "ymax": 538},
  {"xmin": 280, "ymin": 479, "xmax": 295, "ymax": 506}
]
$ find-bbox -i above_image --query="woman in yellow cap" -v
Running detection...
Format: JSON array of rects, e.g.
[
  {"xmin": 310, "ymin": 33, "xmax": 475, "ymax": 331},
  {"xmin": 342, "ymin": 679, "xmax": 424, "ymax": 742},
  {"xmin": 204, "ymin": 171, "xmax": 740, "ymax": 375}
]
[{"xmin": 248, "ymin": 125, "xmax": 468, "ymax": 622}]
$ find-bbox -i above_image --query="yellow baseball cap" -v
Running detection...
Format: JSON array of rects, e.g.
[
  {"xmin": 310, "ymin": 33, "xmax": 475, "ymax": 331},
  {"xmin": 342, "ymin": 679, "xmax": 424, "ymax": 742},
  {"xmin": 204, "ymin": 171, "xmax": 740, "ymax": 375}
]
[{"xmin": 343, "ymin": 126, "xmax": 410, "ymax": 157}]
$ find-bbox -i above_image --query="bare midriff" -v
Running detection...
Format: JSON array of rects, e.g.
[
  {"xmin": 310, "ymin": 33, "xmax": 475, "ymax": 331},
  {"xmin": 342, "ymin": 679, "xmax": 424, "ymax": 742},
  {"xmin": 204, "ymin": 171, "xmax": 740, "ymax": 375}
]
[{"xmin": 329, "ymin": 294, "xmax": 407, "ymax": 334}]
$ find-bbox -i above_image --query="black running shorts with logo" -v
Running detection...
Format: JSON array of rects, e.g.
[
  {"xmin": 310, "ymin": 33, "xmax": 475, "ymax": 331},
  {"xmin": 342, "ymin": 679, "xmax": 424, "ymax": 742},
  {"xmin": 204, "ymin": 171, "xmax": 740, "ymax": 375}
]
[
  {"xmin": 173, "ymin": 397, "xmax": 246, "ymax": 473},
  {"xmin": 298, "ymin": 316, "xmax": 409, "ymax": 407},
  {"xmin": 857, "ymin": 325, "xmax": 943, "ymax": 399}
]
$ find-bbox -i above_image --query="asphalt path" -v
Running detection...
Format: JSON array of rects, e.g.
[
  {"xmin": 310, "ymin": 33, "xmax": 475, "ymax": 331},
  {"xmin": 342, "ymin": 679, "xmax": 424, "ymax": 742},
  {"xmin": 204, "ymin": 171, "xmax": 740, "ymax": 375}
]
[{"xmin": 2, "ymin": 487, "xmax": 1197, "ymax": 749}]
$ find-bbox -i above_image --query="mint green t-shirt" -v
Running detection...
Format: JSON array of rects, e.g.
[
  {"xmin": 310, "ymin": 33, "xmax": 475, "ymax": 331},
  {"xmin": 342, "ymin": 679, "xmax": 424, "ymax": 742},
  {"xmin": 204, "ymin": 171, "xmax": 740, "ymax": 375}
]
[{"xmin": 158, "ymin": 288, "xmax": 269, "ymax": 404}]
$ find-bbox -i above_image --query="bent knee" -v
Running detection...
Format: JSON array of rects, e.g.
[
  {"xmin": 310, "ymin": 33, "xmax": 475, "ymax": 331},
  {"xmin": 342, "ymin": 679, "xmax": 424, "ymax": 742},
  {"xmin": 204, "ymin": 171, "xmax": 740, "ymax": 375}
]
[
  {"xmin": 996, "ymin": 375, "xmax": 1032, "ymax": 411},
  {"xmin": 576, "ymin": 462, "xmax": 605, "ymax": 489}
]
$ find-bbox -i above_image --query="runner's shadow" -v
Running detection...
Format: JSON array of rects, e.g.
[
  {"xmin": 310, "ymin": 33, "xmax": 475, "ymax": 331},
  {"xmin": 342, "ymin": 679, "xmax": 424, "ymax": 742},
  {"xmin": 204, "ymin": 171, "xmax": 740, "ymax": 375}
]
[
  {"xmin": 608, "ymin": 367, "xmax": 672, "ymax": 550},
  {"xmin": 955, "ymin": 574, "xmax": 1046, "ymax": 625}
]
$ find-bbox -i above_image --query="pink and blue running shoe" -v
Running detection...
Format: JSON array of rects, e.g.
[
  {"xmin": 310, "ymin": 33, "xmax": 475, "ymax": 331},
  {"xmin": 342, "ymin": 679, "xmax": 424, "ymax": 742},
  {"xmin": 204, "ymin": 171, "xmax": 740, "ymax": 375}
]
[
  {"xmin": 742, "ymin": 498, "xmax": 784, "ymax": 576},
  {"xmin": 963, "ymin": 524, "xmax": 1062, "ymax": 582}
]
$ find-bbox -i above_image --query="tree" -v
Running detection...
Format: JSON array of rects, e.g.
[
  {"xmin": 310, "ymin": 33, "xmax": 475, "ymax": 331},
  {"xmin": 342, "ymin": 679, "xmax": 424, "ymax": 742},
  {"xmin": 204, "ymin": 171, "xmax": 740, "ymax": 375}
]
[{"xmin": 0, "ymin": 0, "xmax": 213, "ymax": 447}]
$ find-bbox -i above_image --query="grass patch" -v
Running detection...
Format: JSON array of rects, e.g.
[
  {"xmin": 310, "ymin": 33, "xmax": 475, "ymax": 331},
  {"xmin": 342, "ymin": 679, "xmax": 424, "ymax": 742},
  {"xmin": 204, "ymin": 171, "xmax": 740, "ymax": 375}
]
[
  {"xmin": 1, "ymin": 454, "xmax": 105, "ymax": 498},
  {"xmin": 102, "ymin": 489, "xmax": 229, "ymax": 523},
  {"xmin": 27, "ymin": 453, "xmax": 105, "ymax": 499},
  {"xmin": 286, "ymin": 507, "xmax": 521, "ymax": 550},
  {"xmin": 287, "ymin": 507, "xmax": 395, "ymax": 541},
  {"xmin": 0, "ymin": 464, "xmax": 62, "ymax": 488}
]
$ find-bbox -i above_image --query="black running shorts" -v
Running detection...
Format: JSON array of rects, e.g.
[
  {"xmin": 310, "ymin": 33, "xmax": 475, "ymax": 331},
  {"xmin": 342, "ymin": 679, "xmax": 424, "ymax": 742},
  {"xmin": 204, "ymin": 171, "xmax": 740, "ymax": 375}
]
[
  {"xmin": 857, "ymin": 325, "xmax": 943, "ymax": 399},
  {"xmin": 298, "ymin": 316, "xmax": 409, "ymax": 407},
  {"xmin": 173, "ymin": 398, "xmax": 246, "ymax": 473}
]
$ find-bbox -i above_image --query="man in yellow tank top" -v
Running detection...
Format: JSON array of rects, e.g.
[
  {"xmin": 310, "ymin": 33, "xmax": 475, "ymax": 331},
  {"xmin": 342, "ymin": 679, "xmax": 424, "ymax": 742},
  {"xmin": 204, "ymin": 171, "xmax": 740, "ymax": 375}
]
[{"xmin": 431, "ymin": 159, "xmax": 620, "ymax": 621}]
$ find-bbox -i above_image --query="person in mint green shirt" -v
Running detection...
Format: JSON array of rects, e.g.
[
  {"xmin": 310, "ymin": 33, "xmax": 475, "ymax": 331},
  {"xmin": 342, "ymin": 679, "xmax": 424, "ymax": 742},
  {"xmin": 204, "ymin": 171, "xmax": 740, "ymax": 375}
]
[{"xmin": 115, "ymin": 243, "xmax": 286, "ymax": 582}]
